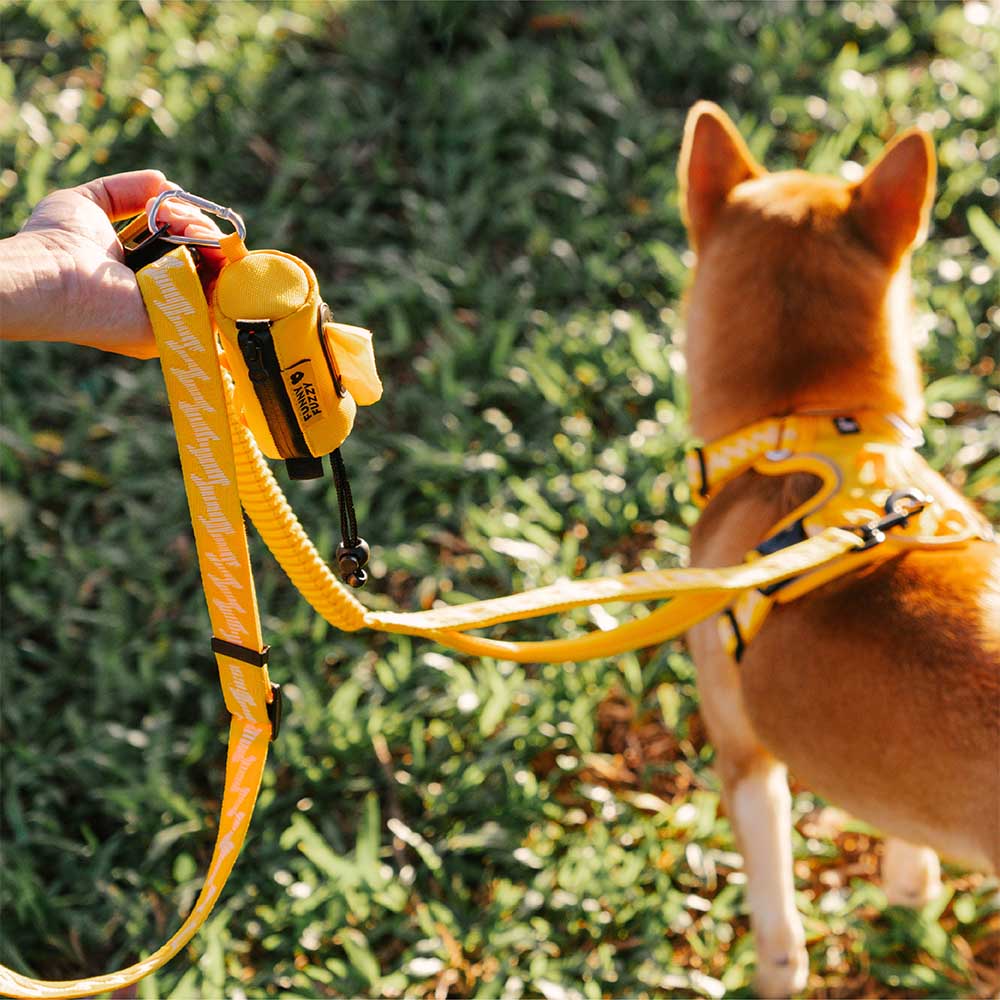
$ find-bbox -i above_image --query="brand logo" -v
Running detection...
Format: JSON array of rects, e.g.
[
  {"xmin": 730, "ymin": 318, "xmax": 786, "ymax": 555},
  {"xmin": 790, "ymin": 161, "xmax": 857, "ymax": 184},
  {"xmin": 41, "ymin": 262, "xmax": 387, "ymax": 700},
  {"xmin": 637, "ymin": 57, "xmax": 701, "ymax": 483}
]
[{"xmin": 284, "ymin": 359, "xmax": 323, "ymax": 423}]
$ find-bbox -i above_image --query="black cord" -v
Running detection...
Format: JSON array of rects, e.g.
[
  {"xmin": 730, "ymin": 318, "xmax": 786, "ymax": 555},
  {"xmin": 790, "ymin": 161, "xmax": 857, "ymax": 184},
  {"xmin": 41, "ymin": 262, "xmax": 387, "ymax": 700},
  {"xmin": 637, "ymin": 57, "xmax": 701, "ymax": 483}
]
[
  {"xmin": 330, "ymin": 448, "xmax": 358, "ymax": 546},
  {"xmin": 330, "ymin": 449, "xmax": 369, "ymax": 587}
]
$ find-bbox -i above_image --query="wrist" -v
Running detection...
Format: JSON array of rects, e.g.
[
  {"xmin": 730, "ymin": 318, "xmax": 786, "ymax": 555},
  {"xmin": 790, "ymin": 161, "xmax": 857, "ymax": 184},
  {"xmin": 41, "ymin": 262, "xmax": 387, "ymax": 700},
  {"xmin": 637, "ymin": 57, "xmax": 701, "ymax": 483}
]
[{"xmin": 0, "ymin": 232, "xmax": 67, "ymax": 342}]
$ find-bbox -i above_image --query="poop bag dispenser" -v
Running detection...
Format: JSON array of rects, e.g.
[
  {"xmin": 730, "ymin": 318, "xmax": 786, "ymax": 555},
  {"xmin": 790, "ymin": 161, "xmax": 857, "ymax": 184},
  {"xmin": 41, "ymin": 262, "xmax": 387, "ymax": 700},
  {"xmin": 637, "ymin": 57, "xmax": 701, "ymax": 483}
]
[{"xmin": 213, "ymin": 245, "xmax": 381, "ymax": 587}]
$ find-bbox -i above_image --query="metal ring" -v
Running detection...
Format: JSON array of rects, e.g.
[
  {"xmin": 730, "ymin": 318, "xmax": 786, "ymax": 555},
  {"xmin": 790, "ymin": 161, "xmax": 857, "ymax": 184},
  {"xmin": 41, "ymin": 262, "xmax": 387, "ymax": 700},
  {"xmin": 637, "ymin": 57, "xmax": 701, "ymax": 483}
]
[
  {"xmin": 147, "ymin": 189, "xmax": 247, "ymax": 248},
  {"xmin": 884, "ymin": 488, "xmax": 930, "ymax": 516}
]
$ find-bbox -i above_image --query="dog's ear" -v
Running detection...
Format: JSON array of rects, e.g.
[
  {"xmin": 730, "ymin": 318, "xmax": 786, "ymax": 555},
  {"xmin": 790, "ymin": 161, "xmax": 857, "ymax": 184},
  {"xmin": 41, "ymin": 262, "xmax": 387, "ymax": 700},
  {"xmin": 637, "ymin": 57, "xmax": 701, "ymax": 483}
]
[
  {"xmin": 679, "ymin": 101, "xmax": 763, "ymax": 250},
  {"xmin": 849, "ymin": 129, "xmax": 936, "ymax": 263}
]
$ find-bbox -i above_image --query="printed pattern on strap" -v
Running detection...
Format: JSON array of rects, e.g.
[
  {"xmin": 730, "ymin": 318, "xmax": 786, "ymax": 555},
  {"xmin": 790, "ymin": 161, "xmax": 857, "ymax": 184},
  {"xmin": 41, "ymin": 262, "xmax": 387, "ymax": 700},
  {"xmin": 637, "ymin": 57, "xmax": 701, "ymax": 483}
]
[
  {"xmin": 685, "ymin": 418, "xmax": 786, "ymax": 505},
  {"xmin": 0, "ymin": 247, "xmax": 274, "ymax": 999}
]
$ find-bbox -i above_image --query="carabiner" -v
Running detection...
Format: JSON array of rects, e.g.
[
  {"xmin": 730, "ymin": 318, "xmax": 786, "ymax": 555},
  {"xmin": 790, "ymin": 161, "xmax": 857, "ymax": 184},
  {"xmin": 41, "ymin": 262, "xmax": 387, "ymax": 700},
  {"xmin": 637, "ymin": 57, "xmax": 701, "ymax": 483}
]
[
  {"xmin": 147, "ymin": 189, "xmax": 247, "ymax": 248},
  {"xmin": 850, "ymin": 488, "xmax": 931, "ymax": 550}
]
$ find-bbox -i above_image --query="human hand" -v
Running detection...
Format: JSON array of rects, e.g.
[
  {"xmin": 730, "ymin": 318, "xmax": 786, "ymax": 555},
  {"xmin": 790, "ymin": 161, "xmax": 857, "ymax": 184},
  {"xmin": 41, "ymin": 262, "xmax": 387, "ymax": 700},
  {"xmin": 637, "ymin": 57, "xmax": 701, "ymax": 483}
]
[{"xmin": 1, "ymin": 170, "xmax": 224, "ymax": 359}]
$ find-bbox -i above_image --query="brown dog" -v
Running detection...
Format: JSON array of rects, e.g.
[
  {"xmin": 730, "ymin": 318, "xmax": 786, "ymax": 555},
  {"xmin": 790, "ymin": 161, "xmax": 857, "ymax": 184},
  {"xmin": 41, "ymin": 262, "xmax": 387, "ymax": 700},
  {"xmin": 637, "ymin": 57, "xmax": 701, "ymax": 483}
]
[{"xmin": 679, "ymin": 101, "xmax": 999, "ymax": 995}]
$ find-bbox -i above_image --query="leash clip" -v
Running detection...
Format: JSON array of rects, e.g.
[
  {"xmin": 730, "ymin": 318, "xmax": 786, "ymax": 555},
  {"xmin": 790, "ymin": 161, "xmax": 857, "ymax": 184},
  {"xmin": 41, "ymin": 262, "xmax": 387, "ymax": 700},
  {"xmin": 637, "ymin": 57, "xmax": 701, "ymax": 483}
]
[
  {"xmin": 851, "ymin": 489, "xmax": 931, "ymax": 550},
  {"xmin": 147, "ymin": 189, "xmax": 247, "ymax": 248}
]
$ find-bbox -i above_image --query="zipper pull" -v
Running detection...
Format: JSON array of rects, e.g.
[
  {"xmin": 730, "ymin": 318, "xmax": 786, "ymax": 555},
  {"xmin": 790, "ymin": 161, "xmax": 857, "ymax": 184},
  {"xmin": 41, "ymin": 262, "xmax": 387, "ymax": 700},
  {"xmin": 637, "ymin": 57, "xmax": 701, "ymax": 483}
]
[{"xmin": 237, "ymin": 326, "xmax": 269, "ymax": 383}]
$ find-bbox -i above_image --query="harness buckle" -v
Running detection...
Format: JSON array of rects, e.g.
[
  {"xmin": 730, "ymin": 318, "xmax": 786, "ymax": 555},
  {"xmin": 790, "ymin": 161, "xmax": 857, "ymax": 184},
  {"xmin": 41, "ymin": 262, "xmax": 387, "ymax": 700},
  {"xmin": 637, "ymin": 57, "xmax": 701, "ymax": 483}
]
[{"xmin": 755, "ymin": 518, "xmax": 808, "ymax": 596}]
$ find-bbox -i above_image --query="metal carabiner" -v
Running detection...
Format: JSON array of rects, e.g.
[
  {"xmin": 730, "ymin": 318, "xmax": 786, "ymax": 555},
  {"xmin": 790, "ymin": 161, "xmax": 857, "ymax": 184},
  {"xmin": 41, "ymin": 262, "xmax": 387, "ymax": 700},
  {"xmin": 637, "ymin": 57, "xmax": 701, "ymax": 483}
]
[
  {"xmin": 147, "ymin": 189, "xmax": 247, "ymax": 248},
  {"xmin": 851, "ymin": 488, "xmax": 932, "ymax": 550}
]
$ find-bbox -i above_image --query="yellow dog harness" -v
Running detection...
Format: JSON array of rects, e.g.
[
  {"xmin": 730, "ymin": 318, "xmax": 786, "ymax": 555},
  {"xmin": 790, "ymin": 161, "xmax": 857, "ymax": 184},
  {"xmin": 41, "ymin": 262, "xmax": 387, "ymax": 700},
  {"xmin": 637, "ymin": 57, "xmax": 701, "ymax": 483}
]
[
  {"xmin": 687, "ymin": 410, "xmax": 990, "ymax": 658},
  {"xmin": 1, "ymin": 197, "xmax": 990, "ymax": 998}
]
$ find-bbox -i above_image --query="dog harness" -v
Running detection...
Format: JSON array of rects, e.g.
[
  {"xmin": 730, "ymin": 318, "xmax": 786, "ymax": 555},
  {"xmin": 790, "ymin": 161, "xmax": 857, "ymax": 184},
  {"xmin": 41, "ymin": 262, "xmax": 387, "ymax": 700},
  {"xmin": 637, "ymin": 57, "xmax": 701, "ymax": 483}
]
[
  {"xmin": 1, "ymin": 193, "xmax": 990, "ymax": 998},
  {"xmin": 687, "ymin": 411, "xmax": 991, "ymax": 658}
]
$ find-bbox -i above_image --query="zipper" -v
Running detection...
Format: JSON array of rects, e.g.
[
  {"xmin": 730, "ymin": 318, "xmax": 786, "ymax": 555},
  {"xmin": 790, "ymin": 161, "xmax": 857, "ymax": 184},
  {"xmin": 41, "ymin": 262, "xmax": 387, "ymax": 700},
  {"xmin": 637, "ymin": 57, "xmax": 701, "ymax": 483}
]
[{"xmin": 236, "ymin": 320, "xmax": 310, "ymax": 459}]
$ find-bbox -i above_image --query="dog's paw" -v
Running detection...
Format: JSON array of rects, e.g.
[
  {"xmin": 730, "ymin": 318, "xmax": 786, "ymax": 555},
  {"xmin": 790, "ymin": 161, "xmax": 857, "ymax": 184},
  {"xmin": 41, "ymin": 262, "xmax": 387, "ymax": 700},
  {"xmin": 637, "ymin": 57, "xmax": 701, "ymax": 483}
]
[
  {"xmin": 754, "ymin": 933, "xmax": 809, "ymax": 998},
  {"xmin": 882, "ymin": 838, "xmax": 942, "ymax": 908}
]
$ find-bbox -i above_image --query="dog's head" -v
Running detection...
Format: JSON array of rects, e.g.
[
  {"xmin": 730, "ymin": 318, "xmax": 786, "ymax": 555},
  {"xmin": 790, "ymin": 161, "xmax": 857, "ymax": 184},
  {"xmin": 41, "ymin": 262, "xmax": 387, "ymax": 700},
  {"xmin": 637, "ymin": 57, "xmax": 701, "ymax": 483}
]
[{"xmin": 678, "ymin": 102, "xmax": 934, "ymax": 439}]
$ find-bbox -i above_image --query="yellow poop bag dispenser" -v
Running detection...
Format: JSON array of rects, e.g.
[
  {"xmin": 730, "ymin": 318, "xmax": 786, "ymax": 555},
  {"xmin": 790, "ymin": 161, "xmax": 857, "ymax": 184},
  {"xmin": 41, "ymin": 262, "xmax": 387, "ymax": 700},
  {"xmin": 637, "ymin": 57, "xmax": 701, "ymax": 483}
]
[{"xmin": 214, "ymin": 232, "xmax": 383, "ymax": 586}]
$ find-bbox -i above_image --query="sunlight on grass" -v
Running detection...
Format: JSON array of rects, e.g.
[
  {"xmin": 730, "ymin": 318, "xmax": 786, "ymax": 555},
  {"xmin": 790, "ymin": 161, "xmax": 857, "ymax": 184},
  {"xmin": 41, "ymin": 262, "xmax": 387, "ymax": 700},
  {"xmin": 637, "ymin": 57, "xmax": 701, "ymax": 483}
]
[{"xmin": 1, "ymin": 2, "xmax": 997, "ymax": 997}]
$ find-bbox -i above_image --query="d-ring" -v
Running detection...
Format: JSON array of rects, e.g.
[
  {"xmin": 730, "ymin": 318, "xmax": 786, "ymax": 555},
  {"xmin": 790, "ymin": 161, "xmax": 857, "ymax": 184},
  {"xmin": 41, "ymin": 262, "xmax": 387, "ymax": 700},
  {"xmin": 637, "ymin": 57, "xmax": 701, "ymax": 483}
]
[{"xmin": 147, "ymin": 189, "xmax": 247, "ymax": 248}]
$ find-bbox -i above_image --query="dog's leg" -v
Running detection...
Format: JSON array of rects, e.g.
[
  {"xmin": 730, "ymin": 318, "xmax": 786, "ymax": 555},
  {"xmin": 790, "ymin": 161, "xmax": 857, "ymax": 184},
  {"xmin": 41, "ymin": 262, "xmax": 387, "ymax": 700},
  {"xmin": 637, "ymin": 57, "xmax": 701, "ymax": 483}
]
[
  {"xmin": 882, "ymin": 837, "xmax": 942, "ymax": 907},
  {"xmin": 688, "ymin": 621, "xmax": 809, "ymax": 997},
  {"xmin": 730, "ymin": 760, "xmax": 809, "ymax": 997}
]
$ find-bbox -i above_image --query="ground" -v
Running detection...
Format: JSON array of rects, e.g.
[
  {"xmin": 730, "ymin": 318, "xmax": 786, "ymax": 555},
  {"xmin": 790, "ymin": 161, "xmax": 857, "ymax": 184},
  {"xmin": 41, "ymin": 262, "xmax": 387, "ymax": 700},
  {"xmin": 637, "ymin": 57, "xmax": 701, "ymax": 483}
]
[{"xmin": 1, "ymin": 2, "xmax": 998, "ymax": 996}]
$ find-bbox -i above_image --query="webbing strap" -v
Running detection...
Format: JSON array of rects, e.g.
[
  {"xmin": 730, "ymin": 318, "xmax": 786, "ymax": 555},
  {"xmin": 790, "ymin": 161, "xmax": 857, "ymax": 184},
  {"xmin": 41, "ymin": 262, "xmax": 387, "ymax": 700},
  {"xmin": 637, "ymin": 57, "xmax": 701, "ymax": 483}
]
[
  {"xmin": 366, "ymin": 528, "xmax": 864, "ymax": 633},
  {"xmin": 0, "ymin": 248, "xmax": 274, "ymax": 999},
  {"xmin": 363, "ymin": 528, "xmax": 867, "ymax": 662},
  {"xmin": 0, "ymin": 719, "xmax": 267, "ymax": 1000}
]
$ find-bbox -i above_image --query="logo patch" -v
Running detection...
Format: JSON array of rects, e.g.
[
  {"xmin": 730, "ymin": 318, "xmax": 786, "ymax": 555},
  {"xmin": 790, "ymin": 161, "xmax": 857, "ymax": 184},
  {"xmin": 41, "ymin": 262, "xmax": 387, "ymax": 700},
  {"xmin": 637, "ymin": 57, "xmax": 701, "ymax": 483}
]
[{"xmin": 283, "ymin": 358, "xmax": 323, "ymax": 423}]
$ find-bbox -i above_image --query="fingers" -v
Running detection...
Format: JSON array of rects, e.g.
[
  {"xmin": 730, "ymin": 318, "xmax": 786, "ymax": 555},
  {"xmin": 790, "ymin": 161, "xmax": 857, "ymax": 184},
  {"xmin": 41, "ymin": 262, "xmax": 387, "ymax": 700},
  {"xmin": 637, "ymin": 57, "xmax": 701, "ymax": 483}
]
[
  {"xmin": 149, "ymin": 197, "xmax": 225, "ymax": 239},
  {"xmin": 146, "ymin": 195, "xmax": 228, "ymax": 270},
  {"xmin": 75, "ymin": 170, "xmax": 176, "ymax": 222}
]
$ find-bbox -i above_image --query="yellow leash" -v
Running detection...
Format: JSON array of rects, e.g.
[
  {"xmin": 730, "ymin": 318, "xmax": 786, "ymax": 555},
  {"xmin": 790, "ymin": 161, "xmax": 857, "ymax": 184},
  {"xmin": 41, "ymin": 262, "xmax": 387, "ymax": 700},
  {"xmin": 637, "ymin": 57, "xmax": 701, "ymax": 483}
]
[
  {"xmin": 2, "ymin": 198, "xmax": 988, "ymax": 996},
  {"xmin": 0, "ymin": 247, "xmax": 274, "ymax": 999}
]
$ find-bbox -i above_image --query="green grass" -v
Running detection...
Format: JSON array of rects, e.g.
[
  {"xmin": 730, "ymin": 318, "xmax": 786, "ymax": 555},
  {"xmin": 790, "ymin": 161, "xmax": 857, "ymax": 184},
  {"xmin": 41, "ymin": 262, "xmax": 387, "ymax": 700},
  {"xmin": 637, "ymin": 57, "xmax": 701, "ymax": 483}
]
[{"xmin": 1, "ymin": 1, "xmax": 998, "ymax": 997}]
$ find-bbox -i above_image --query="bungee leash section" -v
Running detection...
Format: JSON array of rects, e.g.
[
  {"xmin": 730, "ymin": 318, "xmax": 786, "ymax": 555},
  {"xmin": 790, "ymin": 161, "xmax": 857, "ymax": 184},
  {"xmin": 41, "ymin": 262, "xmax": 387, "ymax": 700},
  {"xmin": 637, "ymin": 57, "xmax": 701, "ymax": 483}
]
[{"xmin": 1, "ymin": 192, "xmax": 988, "ymax": 998}]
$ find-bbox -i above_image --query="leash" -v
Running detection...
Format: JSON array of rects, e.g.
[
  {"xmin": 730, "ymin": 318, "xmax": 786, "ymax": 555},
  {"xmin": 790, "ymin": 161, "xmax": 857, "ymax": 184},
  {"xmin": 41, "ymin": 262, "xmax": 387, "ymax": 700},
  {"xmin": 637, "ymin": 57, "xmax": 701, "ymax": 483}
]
[
  {"xmin": 1, "ymin": 215, "xmax": 273, "ymax": 1000},
  {"xmin": 2, "ymin": 191, "xmax": 989, "ymax": 996}
]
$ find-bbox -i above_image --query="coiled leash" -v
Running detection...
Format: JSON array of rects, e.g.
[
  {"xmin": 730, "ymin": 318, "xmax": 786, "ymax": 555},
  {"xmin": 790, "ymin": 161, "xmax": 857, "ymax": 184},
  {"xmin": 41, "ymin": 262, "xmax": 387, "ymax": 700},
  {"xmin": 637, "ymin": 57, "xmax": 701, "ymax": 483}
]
[{"xmin": 1, "ymin": 192, "xmax": 990, "ymax": 998}]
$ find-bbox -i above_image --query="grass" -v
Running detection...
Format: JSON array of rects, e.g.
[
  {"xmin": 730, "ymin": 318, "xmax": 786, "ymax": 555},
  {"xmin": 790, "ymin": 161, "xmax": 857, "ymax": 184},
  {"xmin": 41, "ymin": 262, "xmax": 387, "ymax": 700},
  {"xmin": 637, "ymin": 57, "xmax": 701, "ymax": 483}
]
[{"xmin": 1, "ymin": 1, "xmax": 998, "ymax": 997}]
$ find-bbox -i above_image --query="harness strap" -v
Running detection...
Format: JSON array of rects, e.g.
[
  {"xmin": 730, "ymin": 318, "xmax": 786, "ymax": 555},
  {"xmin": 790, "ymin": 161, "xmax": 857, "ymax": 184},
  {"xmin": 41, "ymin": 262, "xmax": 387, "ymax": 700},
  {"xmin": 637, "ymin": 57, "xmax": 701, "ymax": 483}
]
[
  {"xmin": 222, "ymin": 357, "xmax": 874, "ymax": 662},
  {"xmin": 0, "ymin": 247, "xmax": 275, "ymax": 999},
  {"xmin": 685, "ymin": 410, "xmax": 923, "ymax": 507}
]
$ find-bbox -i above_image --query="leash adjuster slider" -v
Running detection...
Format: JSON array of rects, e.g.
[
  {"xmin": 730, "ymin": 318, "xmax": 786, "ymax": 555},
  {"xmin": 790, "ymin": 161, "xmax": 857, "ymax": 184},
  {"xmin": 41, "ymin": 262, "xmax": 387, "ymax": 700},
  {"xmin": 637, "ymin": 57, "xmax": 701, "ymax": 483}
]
[
  {"xmin": 210, "ymin": 638, "xmax": 282, "ymax": 741},
  {"xmin": 211, "ymin": 636, "xmax": 270, "ymax": 667}
]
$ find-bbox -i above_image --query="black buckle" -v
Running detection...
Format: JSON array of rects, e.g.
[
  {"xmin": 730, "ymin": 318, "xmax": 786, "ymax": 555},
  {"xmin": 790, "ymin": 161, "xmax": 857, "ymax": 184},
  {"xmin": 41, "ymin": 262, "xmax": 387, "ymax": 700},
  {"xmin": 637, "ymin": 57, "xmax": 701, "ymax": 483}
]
[
  {"xmin": 267, "ymin": 682, "xmax": 283, "ymax": 742},
  {"xmin": 850, "ymin": 489, "xmax": 930, "ymax": 551},
  {"xmin": 756, "ymin": 518, "xmax": 807, "ymax": 557},
  {"xmin": 693, "ymin": 446, "xmax": 710, "ymax": 500},
  {"xmin": 755, "ymin": 519, "xmax": 807, "ymax": 596},
  {"xmin": 121, "ymin": 221, "xmax": 177, "ymax": 273}
]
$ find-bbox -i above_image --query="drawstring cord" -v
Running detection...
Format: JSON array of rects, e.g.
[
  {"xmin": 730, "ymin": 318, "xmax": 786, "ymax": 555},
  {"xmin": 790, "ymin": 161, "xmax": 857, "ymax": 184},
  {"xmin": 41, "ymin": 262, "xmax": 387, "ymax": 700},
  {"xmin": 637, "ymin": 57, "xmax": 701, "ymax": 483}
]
[{"xmin": 330, "ymin": 448, "xmax": 369, "ymax": 587}]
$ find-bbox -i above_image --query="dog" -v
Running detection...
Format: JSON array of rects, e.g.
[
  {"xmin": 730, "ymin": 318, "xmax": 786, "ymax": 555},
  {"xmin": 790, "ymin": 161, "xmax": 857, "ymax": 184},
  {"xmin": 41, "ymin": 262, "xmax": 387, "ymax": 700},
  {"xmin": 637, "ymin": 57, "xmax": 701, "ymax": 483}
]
[{"xmin": 678, "ymin": 101, "xmax": 999, "ymax": 995}]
